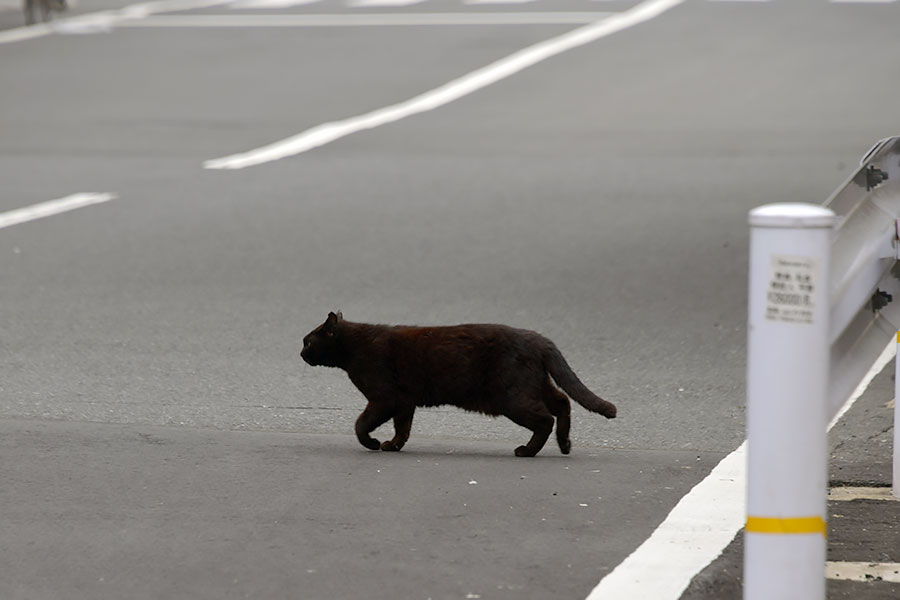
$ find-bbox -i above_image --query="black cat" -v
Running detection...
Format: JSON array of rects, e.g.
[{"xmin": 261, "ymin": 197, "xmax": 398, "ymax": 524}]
[{"xmin": 301, "ymin": 312, "xmax": 616, "ymax": 457}]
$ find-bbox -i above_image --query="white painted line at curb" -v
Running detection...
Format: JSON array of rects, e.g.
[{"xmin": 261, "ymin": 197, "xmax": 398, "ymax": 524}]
[
  {"xmin": 829, "ymin": 338, "xmax": 897, "ymax": 431},
  {"xmin": 826, "ymin": 562, "xmax": 900, "ymax": 583},
  {"xmin": 0, "ymin": 193, "xmax": 117, "ymax": 230},
  {"xmin": 586, "ymin": 338, "xmax": 896, "ymax": 600},
  {"xmin": 203, "ymin": 0, "xmax": 685, "ymax": 170},
  {"xmin": 586, "ymin": 442, "xmax": 747, "ymax": 600},
  {"xmin": 828, "ymin": 486, "xmax": 899, "ymax": 501}
]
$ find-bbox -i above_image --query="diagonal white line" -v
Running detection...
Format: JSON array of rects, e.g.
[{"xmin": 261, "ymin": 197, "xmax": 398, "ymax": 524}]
[
  {"xmin": 0, "ymin": 193, "xmax": 118, "ymax": 230},
  {"xmin": 204, "ymin": 0, "xmax": 685, "ymax": 170},
  {"xmin": 585, "ymin": 339, "xmax": 897, "ymax": 600}
]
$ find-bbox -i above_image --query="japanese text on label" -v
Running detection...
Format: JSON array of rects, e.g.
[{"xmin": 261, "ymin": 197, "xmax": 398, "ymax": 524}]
[{"xmin": 766, "ymin": 254, "xmax": 817, "ymax": 325}]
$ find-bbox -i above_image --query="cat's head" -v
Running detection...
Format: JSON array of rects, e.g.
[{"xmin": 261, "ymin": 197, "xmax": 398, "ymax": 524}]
[{"xmin": 301, "ymin": 311, "xmax": 345, "ymax": 367}]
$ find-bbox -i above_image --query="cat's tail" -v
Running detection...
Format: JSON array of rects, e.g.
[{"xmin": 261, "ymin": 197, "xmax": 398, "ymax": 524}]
[{"xmin": 543, "ymin": 342, "xmax": 616, "ymax": 418}]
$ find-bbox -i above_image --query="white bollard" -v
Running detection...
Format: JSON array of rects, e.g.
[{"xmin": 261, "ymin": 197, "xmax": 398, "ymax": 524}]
[
  {"xmin": 894, "ymin": 332, "xmax": 900, "ymax": 500},
  {"xmin": 745, "ymin": 203, "xmax": 836, "ymax": 600}
]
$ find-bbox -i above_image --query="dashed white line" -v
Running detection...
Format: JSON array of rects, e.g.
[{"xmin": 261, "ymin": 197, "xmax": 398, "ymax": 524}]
[
  {"xmin": 203, "ymin": 0, "xmax": 685, "ymax": 170},
  {"xmin": 0, "ymin": 193, "xmax": 118, "ymax": 230}
]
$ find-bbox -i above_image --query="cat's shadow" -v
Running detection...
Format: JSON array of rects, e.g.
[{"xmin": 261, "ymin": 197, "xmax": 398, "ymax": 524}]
[{"xmin": 345, "ymin": 442, "xmax": 575, "ymax": 462}]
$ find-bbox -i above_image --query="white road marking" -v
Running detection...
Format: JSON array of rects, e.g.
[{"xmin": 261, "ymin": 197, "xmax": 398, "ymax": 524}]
[
  {"xmin": 0, "ymin": 193, "xmax": 117, "ymax": 230},
  {"xmin": 463, "ymin": 0, "xmax": 537, "ymax": 5},
  {"xmin": 230, "ymin": 0, "xmax": 320, "ymax": 7},
  {"xmin": 586, "ymin": 442, "xmax": 747, "ymax": 600},
  {"xmin": 828, "ymin": 336, "xmax": 896, "ymax": 430},
  {"xmin": 828, "ymin": 486, "xmax": 899, "ymax": 501},
  {"xmin": 0, "ymin": 22, "xmax": 56, "ymax": 43},
  {"xmin": 349, "ymin": 0, "xmax": 429, "ymax": 6},
  {"xmin": 203, "ymin": 0, "xmax": 684, "ymax": 170},
  {"xmin": 116, "ymin": 0, "xmax": 235, "ymax": 18},
  {"xmin": 826, "ymin": 562, "xmax": 900, "ymax": 583},
  {"xmin": 585, "ymin": 338, "xmax": 896, "ymax": 600},
  {"xmin": 119, "ymin": 12, "xmax": 610, "ymax": 26},
  {"xmin": 0, "ymin": 0, "xmax": 232, "ymax": 44}
]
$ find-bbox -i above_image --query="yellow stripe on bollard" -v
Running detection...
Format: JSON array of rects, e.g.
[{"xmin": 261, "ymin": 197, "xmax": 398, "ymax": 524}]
[{"xmin": 746, "ymin": 516, "xmax": 827, "ymax": 537}]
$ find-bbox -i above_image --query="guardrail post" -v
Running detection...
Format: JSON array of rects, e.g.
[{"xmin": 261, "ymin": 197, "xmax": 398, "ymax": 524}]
[{"xmin": 745, "ymin": 203, "xmax": 836, "ymax": 600}]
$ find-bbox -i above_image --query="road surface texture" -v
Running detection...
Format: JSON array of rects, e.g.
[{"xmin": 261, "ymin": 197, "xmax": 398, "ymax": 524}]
[{"xmin": 2, "ymin": 0, "xmax": 899, "ymax": 598}]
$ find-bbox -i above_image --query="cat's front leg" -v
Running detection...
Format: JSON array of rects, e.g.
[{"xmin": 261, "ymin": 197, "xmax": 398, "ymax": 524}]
[{"xmin": 355, "ymin": 402, "xmax": 393, "ymax": 451}]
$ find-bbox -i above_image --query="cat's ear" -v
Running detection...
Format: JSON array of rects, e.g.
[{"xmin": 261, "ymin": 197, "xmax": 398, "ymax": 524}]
[{"xmin": 326, "ymin": 312, "xmax": 343, "ymax": 332}]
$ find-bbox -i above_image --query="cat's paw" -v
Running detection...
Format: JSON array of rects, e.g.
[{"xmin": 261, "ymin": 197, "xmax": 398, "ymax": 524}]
[
  {"xmin": 380, "ymin": 440, "xmax": 403, "ymax": 452},
  {"xmin": 559, "ymin": 439, "xmax": 571, "ymax": 455},
  {"xmin": 514, "ymin": 445, "xmax": 537, "ymax": 458},
  {"xmin": 361, "ymin": 438, "xmax": 381, "ymax": 451}
]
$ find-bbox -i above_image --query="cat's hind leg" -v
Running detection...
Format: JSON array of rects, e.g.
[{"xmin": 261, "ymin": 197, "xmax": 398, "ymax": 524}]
[
  {"xmin": 381, "ymin": 408, "xmax": 415, "ymax": 452},
  {"xmin": 355, "ymin": 403, "xmax": 394, "ymax": 451},
  {"xmin": 503, "ymin": 403, "xmax": 554, "ymax": 458},
  {"xmin": 544, "ymin": 382, "xmax": 572, "ymax": 455}
]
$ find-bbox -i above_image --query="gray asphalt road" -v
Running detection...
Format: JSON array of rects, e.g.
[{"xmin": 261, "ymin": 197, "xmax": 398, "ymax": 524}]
[
  {"xmin": 2, "ymin": 0, "xmax": 900, "ymax": 598},
  {"xmin": 1, "ymin": 419, "xmax": 723, "ymax": 599}
]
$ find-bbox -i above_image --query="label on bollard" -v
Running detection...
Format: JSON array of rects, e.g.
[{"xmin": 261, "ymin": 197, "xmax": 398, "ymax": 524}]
[{"xmin": 766, "ymin": 254, "xmax": 818, "ymax": 325}]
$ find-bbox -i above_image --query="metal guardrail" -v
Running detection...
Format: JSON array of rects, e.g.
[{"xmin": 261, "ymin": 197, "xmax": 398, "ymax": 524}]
[{"xmin": 827, "ymin": 135, "xmax": 900, "ymax": 420}]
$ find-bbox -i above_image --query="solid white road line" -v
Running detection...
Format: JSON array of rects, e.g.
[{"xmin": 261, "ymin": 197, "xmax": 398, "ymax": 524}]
[
  {"xmin": 0, "ymin": 193, "xmax": 117, "ymax": 230},
  {"xmin": 203, "ymin": 0, "xmax": 684, "ymax": 170},
  {"xmin": 828, "ymin": 335, "xmax": 897, "ymax": 430},
  {"xmin": 586, "ymin": 442, "xmax": 747, "ymax": 600},
  {"xmin": 585, "ymin": 338, "xmax": 897, "ymax": 600}
]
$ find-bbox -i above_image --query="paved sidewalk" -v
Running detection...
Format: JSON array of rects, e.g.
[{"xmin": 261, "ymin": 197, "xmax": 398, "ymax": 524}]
[{"xmin": 682, "ymin": 360, "xmax": 900, "ymax": 600}]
